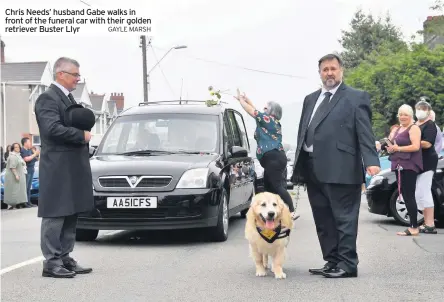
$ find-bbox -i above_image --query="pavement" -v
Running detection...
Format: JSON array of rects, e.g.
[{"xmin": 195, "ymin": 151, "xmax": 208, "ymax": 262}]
[{"xmin": 1, "ymin": 191, "xmax": 444, "ymax": 302}]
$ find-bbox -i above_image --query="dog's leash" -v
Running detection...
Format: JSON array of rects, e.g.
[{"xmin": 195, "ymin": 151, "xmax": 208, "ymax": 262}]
[{"xmin": 396, "ymin": 164, "xmax": 403, "ymax": 202}]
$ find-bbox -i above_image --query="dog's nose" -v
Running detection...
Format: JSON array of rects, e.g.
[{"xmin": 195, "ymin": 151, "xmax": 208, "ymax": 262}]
[{"xmin": 267, "ymin": 211, "xmax": 275, "ymax": 218}]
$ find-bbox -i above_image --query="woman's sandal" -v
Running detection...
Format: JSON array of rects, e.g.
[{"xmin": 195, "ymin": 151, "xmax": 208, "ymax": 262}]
[
  {"xmin": 419, "ymin": 225, "xmax": 437, "ymax": 234},
  {"xmin": 397, "ymin": 229, "xmax": 419, "ymax": 236}
]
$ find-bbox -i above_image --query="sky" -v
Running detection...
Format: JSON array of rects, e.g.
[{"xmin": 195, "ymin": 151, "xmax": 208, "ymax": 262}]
[{"xmin": 0, "ymin": 0, "xmax": 440, "ymax": 146}]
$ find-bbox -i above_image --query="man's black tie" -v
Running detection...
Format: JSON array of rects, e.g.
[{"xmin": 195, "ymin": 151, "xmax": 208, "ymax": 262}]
[
  {"xmin": 68, "ymin": 93, "xmax": 76, "ymax": 105},
  {"xmin": 305, "ymin": 91, "xmax": 332, "ymax": 148}
]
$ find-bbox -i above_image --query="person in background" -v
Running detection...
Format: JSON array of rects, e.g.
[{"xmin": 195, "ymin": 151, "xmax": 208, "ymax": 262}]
[
  {"xmin": 384, "ymin": 104, "xmax": 422, "ymax": 236},
  {"xmin": 429, "ymin": 110, "xmax": 442, "ymax": 155},
  {"xmin": 3, "ymin": 143, "xmax": 28, "ymax": 209},
  {"xmin": 234, "ymin": 90, "xmax": 299, "ymax": 221},
  {"xmin": 4, "ymin": 145, "xmax": 11, "ymax": 162},
  {"xmin": 1, "ymin": 146, "xmax": 5, "ymax": 170},
  {"xmin": 32, "ymin": 146, "xmax": 41, "ymax": 161},
  {"xmin": 20, "ymin": 137, "xmax": 39, "ymax": 207},
  {"xmin": 414, "ymin": 99, "xmax": 438, "ymax": 234},
  {"xmin": 388, "ymin": 124, "xmax": 400, "ymax": 140}
]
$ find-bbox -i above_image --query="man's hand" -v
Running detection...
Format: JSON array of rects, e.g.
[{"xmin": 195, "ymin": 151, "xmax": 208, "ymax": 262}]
[
  {"xmin": 84, "ymin": 131, "xmax": 91, "ymax": 143},
  {"xmin": 366, "ymin": 166, "xmax": 381, "ymax": 176}
]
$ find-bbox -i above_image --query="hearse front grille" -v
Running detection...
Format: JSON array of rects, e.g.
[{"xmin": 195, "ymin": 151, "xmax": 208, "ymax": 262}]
[{"xmin": 98, "ymin": 176, "xmax": 172, "ymax": 188}]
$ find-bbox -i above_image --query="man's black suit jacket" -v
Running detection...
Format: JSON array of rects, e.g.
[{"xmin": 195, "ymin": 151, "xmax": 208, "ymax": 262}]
[{"xmin": 292, "ymin": 83, "xmax": 380, "ymax": 185}]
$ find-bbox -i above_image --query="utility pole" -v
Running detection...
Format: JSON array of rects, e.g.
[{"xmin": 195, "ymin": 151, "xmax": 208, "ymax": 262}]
[{"xmin": 140, "ymin": 35, "xmax": 148, "ymax": 103}]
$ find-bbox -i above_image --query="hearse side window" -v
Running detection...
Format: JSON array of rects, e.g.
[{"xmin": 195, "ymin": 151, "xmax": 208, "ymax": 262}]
[
  {"xmin": 227, "ymin": 111, "xmax": 242, "ymax": 147},
  {"xmin": 233, "ymin": 111, "xmax": 249, "ymax": 152},
  {"xmin": 223, "ymin": 114, "xmax": 233, "ymax": 151}
]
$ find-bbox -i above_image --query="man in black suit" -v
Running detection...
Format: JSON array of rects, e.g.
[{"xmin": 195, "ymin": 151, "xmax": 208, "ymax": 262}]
[
  {"xmin": 35, "ymin": 57, "xmax": 94, "ymax": 278},
  {"xmin": 292, "ymin": 54, "xmax": 380, "ymax": 278}
]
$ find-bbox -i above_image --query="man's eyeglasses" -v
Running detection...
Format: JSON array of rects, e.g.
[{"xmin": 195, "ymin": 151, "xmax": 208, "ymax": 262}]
[{"xmin": 61, "ymin": 71, "xmax": 81, "ymax": 78}]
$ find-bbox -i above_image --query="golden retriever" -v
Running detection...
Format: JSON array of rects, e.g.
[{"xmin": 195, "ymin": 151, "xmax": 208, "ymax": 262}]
[{"xmin": 245, "ymin": 192, "xmax": 293, "ymax": 279}]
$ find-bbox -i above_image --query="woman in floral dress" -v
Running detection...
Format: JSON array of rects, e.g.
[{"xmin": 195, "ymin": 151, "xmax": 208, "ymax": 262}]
[{"xmin": 235, "ymin": 91, "xmax": 299, "ymax": 220}]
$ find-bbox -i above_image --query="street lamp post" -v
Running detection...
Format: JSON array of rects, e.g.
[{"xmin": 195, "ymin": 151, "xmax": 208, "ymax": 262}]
[{"xmin": 145, "ymin": 45, "xmax": 187, "ymax": 103}]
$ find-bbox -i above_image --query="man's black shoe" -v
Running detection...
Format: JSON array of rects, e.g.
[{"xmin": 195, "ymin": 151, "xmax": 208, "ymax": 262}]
[
  {"xmin": 322, "ymin": 267, "xmax": 357, "ymax": 278},
  {"xmin": 42, "ymin": 266, "xmax": 76, "ymax": 278},
  {"xmin": 309, "ymin": 263, "xmax": 336, "ymax": 275},
  {"xmin": 63, "ymin": 261, "xmax": 92, "ymax": 274}
]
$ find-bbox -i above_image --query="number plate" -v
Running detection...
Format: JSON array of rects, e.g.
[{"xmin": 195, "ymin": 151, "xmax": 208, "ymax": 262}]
[{"xmin": 106, "ymin": 197, "xmax": 158, "ymax": 208}]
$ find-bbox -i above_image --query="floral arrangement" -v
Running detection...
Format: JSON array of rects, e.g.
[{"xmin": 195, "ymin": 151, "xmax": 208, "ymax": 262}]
[{"xmin": 206, "ymin": 86, "xmax": 222, "ymax": 107}]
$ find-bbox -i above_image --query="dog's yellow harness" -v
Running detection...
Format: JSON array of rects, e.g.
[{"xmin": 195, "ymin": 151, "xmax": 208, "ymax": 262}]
[{"xmin": 256, "ymin": 224, "xmax": 291, "ymax": 244}]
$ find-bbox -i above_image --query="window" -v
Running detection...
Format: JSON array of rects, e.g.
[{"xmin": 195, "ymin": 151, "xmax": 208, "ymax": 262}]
[
  {"xmin": 227, "ymin": 111, "xmax": 242, "ymax": 147},
  {"xmin": 32, "ymin": 135, "xmax": 41, "ymax": 146},
  {"xmin": 233, "ymin": 111, "xmax": 249, "ymax": 151},
  {"xmin": 223, "ymin": 112, "xmax": 234, "ymax": 150}
]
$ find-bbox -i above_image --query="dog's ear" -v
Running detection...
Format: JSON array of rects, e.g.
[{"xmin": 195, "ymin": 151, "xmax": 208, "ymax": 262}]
[
  {"xmin": 277, "ymin": 195, "xmax": 293, "ymax": 229},
  {"xmin": 246, "ymin": 194, "xmax": 259, "ymax": 223}
]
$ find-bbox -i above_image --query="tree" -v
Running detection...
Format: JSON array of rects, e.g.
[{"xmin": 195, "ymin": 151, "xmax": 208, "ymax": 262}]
[
  {"xmin": 345, "ymin": 44, "xmax": 444, "ymax": 138},
  {"xmin": 339, "ymin": 9, "xmax": 408, "ymax": 69}
]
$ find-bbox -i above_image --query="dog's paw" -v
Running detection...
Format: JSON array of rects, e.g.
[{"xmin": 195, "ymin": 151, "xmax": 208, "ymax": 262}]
[
  {"xmin": 274, "ymin": 272, "xmax": 287, "ymax": 279},
  {"xmin": 255, "ymin": 269, "xmax": 267, "ymax": 277}
]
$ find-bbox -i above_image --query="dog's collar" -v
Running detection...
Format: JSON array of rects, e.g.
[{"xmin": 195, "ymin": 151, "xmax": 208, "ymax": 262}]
[{"xmin": 256, "ymin": 223, "xmax": 290, "ymax": 244}]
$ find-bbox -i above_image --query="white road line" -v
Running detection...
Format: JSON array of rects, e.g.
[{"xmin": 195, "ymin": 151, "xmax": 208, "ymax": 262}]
[
  {"xmin": 1, "ymin": 231, "xmax": 123, "ymax": 275},
  {"xmin": 0, "ymin": 256, "xmax": 44, "ymax": 276}
]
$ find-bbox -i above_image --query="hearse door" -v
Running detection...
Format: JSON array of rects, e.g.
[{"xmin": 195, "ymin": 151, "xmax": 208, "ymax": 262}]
[
  {"xmin": 232, "ymin": 110, "xmax": 254, "ymax": 203},
  {"xmin": 224, "ymin": 111, "xmax": 243, "ymax": 212},
  {"xmin": 226, "ymin": 110, "xmax": 248, "ymax": 211}
]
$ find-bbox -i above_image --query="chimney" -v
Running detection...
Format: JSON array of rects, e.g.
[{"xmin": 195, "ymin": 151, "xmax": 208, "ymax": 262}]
[
  {"xmin": 1, "ymin": 40, "xmax": 5, "ymax": 63},
  {"xmin": 110, "ymin": 92, "xmax": 125, "ymax": 110}
]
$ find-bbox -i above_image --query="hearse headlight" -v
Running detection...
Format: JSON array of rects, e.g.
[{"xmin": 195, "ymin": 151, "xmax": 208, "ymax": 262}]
[{"xmin": 176, "ymin": 168, "xmax": 209, "ymax": 189}]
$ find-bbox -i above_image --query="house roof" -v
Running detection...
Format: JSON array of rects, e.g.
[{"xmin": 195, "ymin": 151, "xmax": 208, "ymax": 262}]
[
  {"xmin": 1, "ymin": 61, "xmax": 49, "ymax": 83},
  {"xmin": 71, "ymin": 83, "xmax": 85, "ymax": 100},
  {"xmin": 90, "ymin": 93, "xmax": 105, "ymax": 111}
]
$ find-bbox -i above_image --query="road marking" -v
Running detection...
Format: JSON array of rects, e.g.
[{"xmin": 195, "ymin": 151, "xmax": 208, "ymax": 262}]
[
  {"xmin": 0, "ymin": 256, "xmax": 44, "ymax": 276},
  {"xmin": 1, "ymin": 231, "xmax": 122, "ymax": 275}
]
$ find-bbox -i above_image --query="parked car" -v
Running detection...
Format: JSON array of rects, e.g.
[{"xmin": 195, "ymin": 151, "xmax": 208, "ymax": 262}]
[
  {"xmin": 366, "ymin": 153, "xmax": 444, "ymax": 226},
  {"xmin": 77, "ymin": 100, "xmax": 258, "ymax": 242},
  {"xmin": 1, "ymin": 162, "xmax": 39, "ymax": 207},
  {"xmin": 365, "ymin": 155, "xmax": 391, "ymax": 187}
]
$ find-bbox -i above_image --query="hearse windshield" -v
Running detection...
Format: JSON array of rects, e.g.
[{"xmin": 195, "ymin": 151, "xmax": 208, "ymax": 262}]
[{"xmin": 96, "ymin": 113, "xmax": 220, "ymax": 155}]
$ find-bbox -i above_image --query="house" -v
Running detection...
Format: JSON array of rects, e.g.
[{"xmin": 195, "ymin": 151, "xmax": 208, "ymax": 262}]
[
  {"xmin": 110, "ymin": 92, "xmax": 125, "ymax": 115},
  {"xmin": 89, "ymin": 92, "xmax": 109, "ymax": 135},
  {"xmin": 88, "ymin": 92, "xmax": 125, "ymax": 146},
  {"xmin": 71, "ymin": 82, "xmax": 92, "ymax": 108},
  {"xmin": 107, "ymin": 93, "xmax": 124, "ymax": 125},
  {"xmin": 423, "ymin": 15, "xmax": 444, "ymax": 48},
  {"xmin": 0, "ymin": 40, "xmax": 53, "ymax": 147}
]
